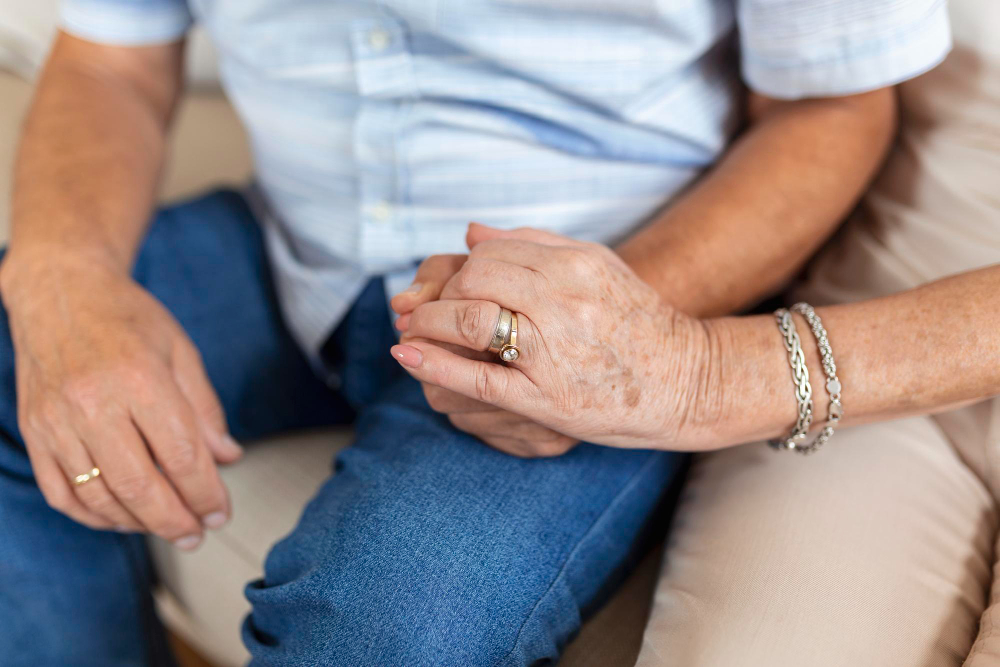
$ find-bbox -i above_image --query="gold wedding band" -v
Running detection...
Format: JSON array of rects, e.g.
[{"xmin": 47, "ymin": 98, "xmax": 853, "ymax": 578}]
[
  {"xmin": 488, "ymin": 308, "xmax": 513, "ymax": 353},
  {"xmin": 73, "ymin": 467, "xmax": 101, "ymax": 486},
  {"xmin": 500, "ymin": 313, "xmax": 522, "ymax": 363}
]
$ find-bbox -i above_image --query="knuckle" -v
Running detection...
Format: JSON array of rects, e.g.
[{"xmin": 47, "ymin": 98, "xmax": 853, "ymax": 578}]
[
  {"xmin": 564, "ymin": 248, "xmax": 596, "ymax": 277},
  {"xmin": 60, "ymin": 375, "xmax": 103, "ymax": 412},
  {"xmin": 20, "ymin": 409, "xmax": 47, "ymax": 440},
  {"xmin": 454, "ymin": 265, "xmax": 478, "ymax": 296},
  {"xmin": 79, "ymin": 487, "xmax": 120, "ymax": 515},
  {"xmin": 36, "ymin": 398, "xmax": 66, "ymax": 429},
  {"xmin": 460, "ymin": 301, "xmax": 492, "ymax": 347},
  {"xmin": 474, "ymin": 366, "xmax": 506, "ymax": 404},
  {"xmin": 573, "ymin": 298, "xmax": 602, "ymax": 331},
  {"xmin": 454, "ymin": 260, "xmax": 491, "ymax": 296},
  {"xmin": 159, "ymin": 442, "xmax": 200, "ymax": 478},
  {"xmin": 108, "ymin": 473, "xmax": 152, "ymax": 504}
]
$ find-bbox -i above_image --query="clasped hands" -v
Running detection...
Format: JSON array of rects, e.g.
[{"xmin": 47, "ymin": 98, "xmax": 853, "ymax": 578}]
[{"xmin": 391, "ymin": 223, "xmax": 719, "ymax": 457}]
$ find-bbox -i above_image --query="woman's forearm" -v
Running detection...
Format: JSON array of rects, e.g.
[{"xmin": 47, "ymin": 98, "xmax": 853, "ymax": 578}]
[{"xmin": 699, "ymin": 265, "xmax": 1000, "ymax": 449}]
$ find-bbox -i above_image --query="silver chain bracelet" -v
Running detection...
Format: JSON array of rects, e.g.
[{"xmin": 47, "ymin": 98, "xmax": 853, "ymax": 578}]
[{"xmin": 769, "ymin": 303, "xmax": 843, "ymax": 455}]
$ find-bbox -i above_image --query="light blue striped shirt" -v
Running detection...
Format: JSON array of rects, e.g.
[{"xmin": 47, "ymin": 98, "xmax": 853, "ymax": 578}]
[{"xmin": 61, "ymin": 0, "xmax": 951, "ymax": 365}]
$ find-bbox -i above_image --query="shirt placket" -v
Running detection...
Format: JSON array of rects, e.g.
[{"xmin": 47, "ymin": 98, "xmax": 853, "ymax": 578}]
[{"xmin": 350, "ymin": 18, "xmax": 416, "ymax": 270}]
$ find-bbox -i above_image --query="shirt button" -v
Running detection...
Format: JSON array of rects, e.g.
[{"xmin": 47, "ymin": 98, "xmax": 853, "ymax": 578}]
[
  {"xmin": 367, "ymin": 28, "xmax": 391, "ymax": 51},
  {"xmin": 371, "ymin": 200, "xmax": 392, "ymax": 222}
]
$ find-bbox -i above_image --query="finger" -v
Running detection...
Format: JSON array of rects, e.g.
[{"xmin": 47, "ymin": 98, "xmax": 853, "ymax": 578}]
[
  {"xmin": 390, "ymin": 254, "xmax": 468, "ymax": 315},
  {"xmin": 131, "ymin": 377, "xmax": 231, "ymax": 529},
  {"xmin": 409, "ymin": 299, "xmax": 500, "ymax": 353},
  {"xmin": 408, "ymin": 300, "xmax": 538, "ymax": 368},
  {"xmin": 88, "ymin": 417, "xmax": 205, "ymax": 548},
  {"xmin": 390, "ymin": 342, "xmax": 537, "ymax": 414},
  {"xmin": 466, "ymin": 223, "xmax": 586, "ymax": 250},
  {"xmin": 452, "ymin": 422, "xmax": 565, "ymax": 459},
  {"xmin": 171, "ymin": 342, "xmax": 242, "ymax": 465},
  {"xmin": 61, "ymin": 445, "xmax": 145, "ymax": 532},
  {"xmin": 443, "ymin": 258, "xmax": 540, "ymax": 314},
  {"xmin": 449, "ymin": 410, "xmax": 577, "ymax": 458},
  {"xmin": 28, "ymin": 416, "xmax": 144, "ymax": 531},
  {"xmin": 469, "ymin": 240, "xmax": 560, "ymax": 275},
  {"xmin": 26, "ymin": 445, "xmax": 115, "ymax": 530},
  {"xmin": 478, "ymin": 433, "xmax": 577, "ymax": 459},
  {"xmin": 422, "ymin": 382, "xmax": 497, "ymax": 415}
]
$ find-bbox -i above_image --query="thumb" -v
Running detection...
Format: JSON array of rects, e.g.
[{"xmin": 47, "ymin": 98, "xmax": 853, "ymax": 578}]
[{"xmin": 172, "ymin": 342, "xmax": 243, "ymax": 464}]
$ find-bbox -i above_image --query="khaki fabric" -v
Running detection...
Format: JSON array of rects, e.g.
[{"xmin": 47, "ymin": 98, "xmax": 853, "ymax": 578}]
[
  {"xmin": 637, "ymin": 0, "xmax": 1000, "ymax": 664},
  {"xmin": 637, "ymin": 418, "xmax": 994, "ymax": 667}
]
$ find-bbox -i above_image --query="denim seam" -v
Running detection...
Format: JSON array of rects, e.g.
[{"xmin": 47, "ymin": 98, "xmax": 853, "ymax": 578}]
[{"xmin": 493, "ymin": 451, "xmax": 664, "ymax": 667}]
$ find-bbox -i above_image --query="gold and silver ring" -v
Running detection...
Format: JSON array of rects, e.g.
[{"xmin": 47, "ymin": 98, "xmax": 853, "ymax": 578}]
[
  {"xmin": 500, "ymin": 313, "xmax": 520, "ymax": 362},
  {"xmin": 488, "ymin": 308, "xmax": 513, "ymax": 353},
  {"xmin": 488, "ymin": 307, "xmax": 522, "ymax": 362}
]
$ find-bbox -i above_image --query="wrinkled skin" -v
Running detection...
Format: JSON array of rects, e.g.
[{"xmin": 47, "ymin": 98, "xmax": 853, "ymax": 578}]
[
  {"xmin": 2, "ymin": 256, "xmax": 241, "ymax": 546},
  {"xmin": 392, "ymin": 224, "xmax": 715, "ymax": 457}
]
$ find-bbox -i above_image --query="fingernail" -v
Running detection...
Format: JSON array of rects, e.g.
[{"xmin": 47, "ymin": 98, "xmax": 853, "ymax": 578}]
[
  {"xmin": 395, "ymin": 313, "xmax": 411, "ymax": 332},
  {"xmin": 203, "ymin": 511, "xmax": 228, "ymax": 529},
  {"xmin": 174, "ymin": 535, "xmax": 202, "ymax": 551},
  {"xmin": 401, "ymin": 282, "xmax": 423, "ymax": 296},
  {"xmin": 114, "ymin": 525, "xmax": 132, "ymax": 533},
  {"xmin": 391, "ymin": 344, "xmax": 423, "ymax": 368}
]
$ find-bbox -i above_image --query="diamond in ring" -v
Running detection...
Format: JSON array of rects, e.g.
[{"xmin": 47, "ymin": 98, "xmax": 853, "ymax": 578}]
[{"xmin": 500, "ymin": 346, "xmax": 520, "ymax": 362}]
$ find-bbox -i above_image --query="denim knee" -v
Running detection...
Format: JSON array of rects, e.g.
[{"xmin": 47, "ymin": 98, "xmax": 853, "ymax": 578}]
[{"xmin": 242, "ymin": 496, "xmax": 549, "ymax": 666}]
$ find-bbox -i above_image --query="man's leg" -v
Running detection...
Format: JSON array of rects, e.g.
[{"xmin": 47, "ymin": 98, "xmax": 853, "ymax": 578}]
[
  {"xmin": 0, "ymin": 189, "xmax": 347, "ymax": 666},
  {"xmin": 244, "ymin": 284, "xmax": 688, "ymax": 666}
]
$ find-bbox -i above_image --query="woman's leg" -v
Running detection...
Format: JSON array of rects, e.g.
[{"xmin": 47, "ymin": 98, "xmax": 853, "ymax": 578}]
[
  {"xmin": 966, "ymin": 529, "xmax": 1000, "ymax": 665},
  {"xmin": 636, "ymin": 416, "xmax": 994, "ymax": 667}
]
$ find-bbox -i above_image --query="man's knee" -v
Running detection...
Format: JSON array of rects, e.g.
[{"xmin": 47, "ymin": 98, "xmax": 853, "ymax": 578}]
[{"xmin": 243, "ymin": 516, "xmax": 539, "ymax": 666}]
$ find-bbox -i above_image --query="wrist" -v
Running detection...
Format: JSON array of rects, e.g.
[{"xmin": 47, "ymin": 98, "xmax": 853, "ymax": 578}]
[
  {"xmin": 702, "ymin": 314, "xmax": 810, "ymax": 448},
  {"xmin": 1, "ymin": 243, "xmax": 128, "ymax": 312},
  {"xmin": 644, "ymin": 307, "xmax": 724, "ymax": 450}
]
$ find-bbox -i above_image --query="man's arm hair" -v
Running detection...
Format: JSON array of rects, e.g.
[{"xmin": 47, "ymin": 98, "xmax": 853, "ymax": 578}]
[
  {"xmin": 617, "ymin": 88, "xmax": 898, "ymax": 317},
  {"xmin": 2, "ymin": 32, "xmax": 184, "ymax": 299}
]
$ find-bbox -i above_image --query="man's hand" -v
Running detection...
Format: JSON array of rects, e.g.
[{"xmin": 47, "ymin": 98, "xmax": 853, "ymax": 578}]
[
  {"xmin": 390, "ymin": 227, "xmax": 578, "ymax": 457},
  {"xmin": 1, "ymin": 255, "xmax": 241, "ymax": 548}
]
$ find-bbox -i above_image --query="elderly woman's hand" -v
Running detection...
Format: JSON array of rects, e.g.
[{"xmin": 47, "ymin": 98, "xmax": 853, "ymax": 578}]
[
  {"xmin": 391, "ymin": 227, "xmax": 579, "ymax": 457},
  {"xmin": 391, "ymin": 226, "xmax": 718, "ymax": 454}
]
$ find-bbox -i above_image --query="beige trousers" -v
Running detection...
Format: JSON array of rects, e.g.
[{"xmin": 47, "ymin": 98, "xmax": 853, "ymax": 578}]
[
  {"xmin": 636, "ymin": 414, "xmax": 999, "ymax": 666},
  {"xmin": 636, "ymin": 1, "xmax": 1000, "ymax": 663}
]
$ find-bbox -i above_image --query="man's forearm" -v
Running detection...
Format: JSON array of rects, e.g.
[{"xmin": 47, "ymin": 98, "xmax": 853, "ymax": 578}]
[
  {"xmin": 618, "ymin": 89, "xmax": 898, "ymax": 318},
  {"xmin": 2, "ymin": 33, "xmax": 182, "ymax": 301}
]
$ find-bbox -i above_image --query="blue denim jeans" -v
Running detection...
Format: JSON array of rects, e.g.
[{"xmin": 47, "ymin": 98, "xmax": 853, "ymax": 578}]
[{"xmin": 0, "ymin": 190, "xmax": 687, "ymax": 666}]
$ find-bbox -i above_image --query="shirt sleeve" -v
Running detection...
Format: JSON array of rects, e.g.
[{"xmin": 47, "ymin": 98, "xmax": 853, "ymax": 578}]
[
  {"xmin": 60, "ymin": 0, "xmax": 193, "ymax": 45},
  {"xmin": 738, "ymin": 0, "xmax": 952, "ymax": 99}
]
